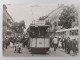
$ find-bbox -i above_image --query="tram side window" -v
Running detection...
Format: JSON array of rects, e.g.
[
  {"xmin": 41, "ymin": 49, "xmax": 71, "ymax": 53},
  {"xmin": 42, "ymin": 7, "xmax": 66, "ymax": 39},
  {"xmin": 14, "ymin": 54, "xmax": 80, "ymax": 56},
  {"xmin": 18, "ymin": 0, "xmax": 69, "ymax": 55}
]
[
  {"xmin": 61, "ymin": 32, "xmax": 62, "ymax": 35},
  {"xmin": 72, "ymin": 30, "xmax": 74, "ymax": 35},
  {"xmin": 61, "ymin": 32, "xmax": 63, "ymax": 35},
  {"xmin": 64, "ymin": 31, "xmax": 66, "ymax": 35},
  {"xmin": 70, "ymin": 31, "xmax": 71, "ymax": 35},
  {"xmin": 58, "ymin": 32, "xmax": 60, "ymax": 36},
  {"xmin": 75, "ymin": 30, "xmax": 78, "ymax": 35},
  {"xmin": 56, "ymin": 32, "xmax": 59, "ymax": 36},
  {"xmin": 57, "ymin": 32, "xmax": 60, "ymax": 36},
  {"xmin": 63, "ymin": 31, "xmax": 66, "ymax": 35},
  {"xmin": 62, "ymin": 32, "xmax": 64, "ymax": 35},
  {"xmin": 70, "ymin": 30, "xmax": 74, "ymax": 36},
  {"xmin": 59, "ymin": 32, "xmax": 61, "ymax": 35},
  {"xmin": 59, "ymin": 32, "xmax": 60, "ymax": 35},
  {"xmin": 62, "ymin": 31, "xmax": 64, "ymax": 36},
  {"xmin": 61, "ymin": 32, "xmax": 63, "ymax": 36},
  {"xmin": 57, "ymin": 32, "xmax": 59, "ymax": 36}
]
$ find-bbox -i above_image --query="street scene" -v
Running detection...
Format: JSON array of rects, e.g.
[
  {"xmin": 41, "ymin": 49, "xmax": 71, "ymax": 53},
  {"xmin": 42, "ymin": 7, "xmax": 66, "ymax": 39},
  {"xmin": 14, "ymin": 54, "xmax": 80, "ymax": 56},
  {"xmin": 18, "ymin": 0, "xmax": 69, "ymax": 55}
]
[
  {"xmin": 3, "ymin": 4, "xmax": 79, "ymax": 57},
  {"xmin": 3, "ymin": 46, "xmax": 75, "ymax": 57}
]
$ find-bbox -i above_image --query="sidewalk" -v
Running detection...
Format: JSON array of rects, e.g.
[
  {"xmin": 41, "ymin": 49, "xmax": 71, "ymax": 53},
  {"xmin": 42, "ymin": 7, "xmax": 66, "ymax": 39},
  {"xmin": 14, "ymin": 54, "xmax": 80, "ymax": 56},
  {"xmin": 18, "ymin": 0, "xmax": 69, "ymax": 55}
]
[
  {"xmin": 3, "ymin": 47, "xmax": 32, "ymax": 57},
  {"xmin": 3, "ymin": 47, "xmax": 78, "ymax": 57},
  {"xmin": 49, "ymin": 48, "xmax": 78, "ymax": 57}
]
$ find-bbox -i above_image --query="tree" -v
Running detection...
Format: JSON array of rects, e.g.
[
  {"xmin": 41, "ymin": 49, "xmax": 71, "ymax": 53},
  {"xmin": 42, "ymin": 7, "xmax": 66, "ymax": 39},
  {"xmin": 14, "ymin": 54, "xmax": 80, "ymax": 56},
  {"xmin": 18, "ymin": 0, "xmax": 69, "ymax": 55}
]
[
  {"xmin": 11, "ymin": 20, "xmax": 25, "ymax": 33},
  {"xmin": 11, "ymin": 20, "xmax": 25, "ymax": 40},
  {"xmin": 18, "ymin": 20, "xmax": 25, "ymax": 33},
  {"xmin": 53, "ymin": 22, "xmax": 57, "ymax": 36},
  {"xmin": 11, "ymin": 22, "xmax": 19, "ymax": 33},
  {"xmin": 59, "ymin": 5, "xmax": 78, "ymax": 29}
]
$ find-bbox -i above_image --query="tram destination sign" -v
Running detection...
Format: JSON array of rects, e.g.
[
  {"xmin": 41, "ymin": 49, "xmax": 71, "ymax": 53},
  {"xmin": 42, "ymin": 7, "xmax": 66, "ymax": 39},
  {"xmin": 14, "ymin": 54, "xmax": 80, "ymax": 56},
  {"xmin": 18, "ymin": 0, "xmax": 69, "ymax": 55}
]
[{"xmin": 36, "ymin": 20, "xmax": 45, "ymax": 25}]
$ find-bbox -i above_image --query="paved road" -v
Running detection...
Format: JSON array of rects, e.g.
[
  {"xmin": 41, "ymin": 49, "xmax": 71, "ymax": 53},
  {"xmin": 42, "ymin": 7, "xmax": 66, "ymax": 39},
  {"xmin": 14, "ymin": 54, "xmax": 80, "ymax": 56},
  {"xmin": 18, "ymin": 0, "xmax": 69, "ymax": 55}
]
[{"xmin": 3, "ymin": 47, "xmax": 77, "ymax": 57}]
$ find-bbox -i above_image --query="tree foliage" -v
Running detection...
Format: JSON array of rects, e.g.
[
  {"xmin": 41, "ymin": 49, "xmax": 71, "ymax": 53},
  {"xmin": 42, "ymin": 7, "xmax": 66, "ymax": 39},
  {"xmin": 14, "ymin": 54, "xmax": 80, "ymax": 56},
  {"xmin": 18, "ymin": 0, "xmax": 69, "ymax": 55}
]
[
  {"xmin": 11, "ymin": 20, "xmax": 25, "ymax": 33},
  {"xmin": 59, "ymin": 5, "xmax": 77, "ymax": 29}
]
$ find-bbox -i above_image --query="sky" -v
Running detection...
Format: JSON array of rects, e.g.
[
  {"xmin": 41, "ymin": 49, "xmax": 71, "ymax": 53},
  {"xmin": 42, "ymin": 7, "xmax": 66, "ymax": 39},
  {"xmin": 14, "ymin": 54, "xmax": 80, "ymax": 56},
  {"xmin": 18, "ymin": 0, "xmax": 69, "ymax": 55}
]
[{"xmin": 6, "ymin": 4, "xmax": 58, "ymax": 29}]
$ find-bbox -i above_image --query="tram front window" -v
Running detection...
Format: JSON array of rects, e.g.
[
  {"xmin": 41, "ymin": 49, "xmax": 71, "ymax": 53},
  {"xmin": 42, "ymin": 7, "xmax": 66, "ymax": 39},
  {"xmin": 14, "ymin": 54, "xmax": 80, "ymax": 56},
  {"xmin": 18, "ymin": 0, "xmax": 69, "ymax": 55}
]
[
  {"xmin": 38, "ymin": 27, "xmax": 49, "ymax": 38},
  {"xmin": 30, "ymin": 26, "xmax": 49, "ymax": 38},
  {"xmin": 29, "ymin": 27, "xmax": 38, "ymax": 38}
]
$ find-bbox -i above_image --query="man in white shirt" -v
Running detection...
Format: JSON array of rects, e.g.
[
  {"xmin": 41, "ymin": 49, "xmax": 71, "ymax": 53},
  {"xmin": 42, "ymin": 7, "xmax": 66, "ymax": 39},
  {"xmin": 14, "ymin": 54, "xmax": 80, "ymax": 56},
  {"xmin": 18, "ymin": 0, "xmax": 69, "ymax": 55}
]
[{"xmin": 52, "ymin": 37, "xmax": 58, "ymax": 51}]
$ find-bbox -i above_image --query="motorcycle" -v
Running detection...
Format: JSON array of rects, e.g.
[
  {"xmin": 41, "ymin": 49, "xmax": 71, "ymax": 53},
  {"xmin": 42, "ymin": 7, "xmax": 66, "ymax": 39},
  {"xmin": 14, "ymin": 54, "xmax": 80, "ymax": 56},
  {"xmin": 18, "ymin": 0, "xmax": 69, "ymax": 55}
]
[{"xmin": 17, "ymin": 45, "xmax": 21, "ymax": 53}]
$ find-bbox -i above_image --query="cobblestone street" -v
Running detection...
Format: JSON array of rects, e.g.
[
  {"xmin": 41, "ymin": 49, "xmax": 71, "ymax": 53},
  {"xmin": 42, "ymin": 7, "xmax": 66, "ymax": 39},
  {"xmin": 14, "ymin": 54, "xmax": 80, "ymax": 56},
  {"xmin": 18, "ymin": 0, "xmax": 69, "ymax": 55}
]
[{"xmin": 3, "ymin": 47, "xmax": 76, "ymax": 57}]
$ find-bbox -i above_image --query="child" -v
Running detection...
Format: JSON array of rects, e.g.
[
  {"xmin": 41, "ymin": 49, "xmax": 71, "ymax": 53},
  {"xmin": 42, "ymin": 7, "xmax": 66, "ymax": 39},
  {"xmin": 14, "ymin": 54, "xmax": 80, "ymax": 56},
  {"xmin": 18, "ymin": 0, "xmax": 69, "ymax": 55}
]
[{"xmin": 58, "ymin": 40, "xmax": 62, "ymax": 48}]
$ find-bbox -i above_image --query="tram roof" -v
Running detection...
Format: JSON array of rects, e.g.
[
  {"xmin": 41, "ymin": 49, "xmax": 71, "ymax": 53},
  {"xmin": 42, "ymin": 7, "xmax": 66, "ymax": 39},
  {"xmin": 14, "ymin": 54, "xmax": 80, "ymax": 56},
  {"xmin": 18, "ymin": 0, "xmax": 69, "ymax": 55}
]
[{"xmin": 56, "ymin": 27, "xmax": 78, "ymax": 32}]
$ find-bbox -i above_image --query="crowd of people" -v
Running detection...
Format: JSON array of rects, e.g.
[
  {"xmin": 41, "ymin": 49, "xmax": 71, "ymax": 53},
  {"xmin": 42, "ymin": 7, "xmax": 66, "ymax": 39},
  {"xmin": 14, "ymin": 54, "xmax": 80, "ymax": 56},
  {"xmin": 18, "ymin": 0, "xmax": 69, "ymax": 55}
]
[
  {"xmin": 3, "ymin": 34, "xmax": 79, "ymax": 56},
  {"xmin": 50, "ymin": 36, "xmax": 79, "ymax": 56},
  {"xmin": 3, "ymin": 35, "xmax": 29, "ymax": 53}
]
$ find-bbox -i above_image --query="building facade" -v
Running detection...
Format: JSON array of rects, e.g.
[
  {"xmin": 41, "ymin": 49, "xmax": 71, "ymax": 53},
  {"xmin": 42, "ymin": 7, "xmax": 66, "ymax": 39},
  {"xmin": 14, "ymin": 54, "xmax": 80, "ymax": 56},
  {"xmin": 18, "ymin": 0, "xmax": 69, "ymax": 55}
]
[
  {"xmin": 44, "ymin": 5, "xmax": 78, "ymax": 37},
  {"xmin": 3, "ymin": 5, "xmax": 14, "ymax": 44}
]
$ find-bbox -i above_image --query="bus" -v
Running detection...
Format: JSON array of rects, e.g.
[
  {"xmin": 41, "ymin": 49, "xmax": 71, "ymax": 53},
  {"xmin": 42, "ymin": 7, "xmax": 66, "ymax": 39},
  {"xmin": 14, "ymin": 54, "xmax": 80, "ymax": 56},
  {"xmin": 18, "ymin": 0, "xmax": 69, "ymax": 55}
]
[
  {"xmin": 55, "ymin": 27, "xmax": 78, "ymax": 40},
  {"xmin": 28, "ymin": 24, "xmax": 50, "ymax": 53}
]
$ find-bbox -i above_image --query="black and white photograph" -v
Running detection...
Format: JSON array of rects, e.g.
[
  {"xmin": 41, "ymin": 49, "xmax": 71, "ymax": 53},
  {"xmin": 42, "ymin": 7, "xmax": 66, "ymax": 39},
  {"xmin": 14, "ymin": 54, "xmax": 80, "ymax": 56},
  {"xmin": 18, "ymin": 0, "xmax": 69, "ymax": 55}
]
[{"xmin": 3, "ymin": 4, "xmax": 79, "ymax": 57}]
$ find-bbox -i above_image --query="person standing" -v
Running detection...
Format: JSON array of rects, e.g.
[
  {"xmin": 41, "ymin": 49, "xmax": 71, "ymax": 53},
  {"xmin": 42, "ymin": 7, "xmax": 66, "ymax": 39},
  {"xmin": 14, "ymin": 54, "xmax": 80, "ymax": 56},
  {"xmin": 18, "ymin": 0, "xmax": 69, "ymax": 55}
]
[
  {"xmin": 49, "ymin": 35, "xmax": 53, "ymax": 48},
  {"xmin": 14, "ymin": 42, "xmax": 18, "ymax": 53},
  {"xmin": 10, "ymin": 41, "xmax": 13, "ymax": 48},
  {"xmin": 58, "ymin": 39, "xmax": 62, "ymax": 48},
  {"xmin": 72, "ymin": 38, "xmax": 78, "ymax": 56},
  {"xmin": 64, "ymin": 37, "xmax": 68, "ymax": 52},
  {"xmin": 5, "ymin": 37, "xmax": 8, "ymax": 49},
  {"xmin": 17, "ymin": 42, "xmax": 23, "ymax": 53},
  {"xmin": 66, "ymin": 37, "xmax": 71, "ymax": 54},
  {"xmin": 61, "ymin": 37, "xmax": 65, "ymax": 50},
  {"xmin": 52, "ymin": 37, "xmax": 58, "ymax": 51}
]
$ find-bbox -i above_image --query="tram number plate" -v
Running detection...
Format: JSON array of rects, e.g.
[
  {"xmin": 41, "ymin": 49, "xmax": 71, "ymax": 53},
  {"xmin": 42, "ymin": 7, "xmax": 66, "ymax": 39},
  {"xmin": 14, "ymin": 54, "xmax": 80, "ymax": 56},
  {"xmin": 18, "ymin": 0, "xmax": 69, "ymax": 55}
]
[{"xmin": 39, "ymin": 42, "xmax": 42, "ymax": 44}]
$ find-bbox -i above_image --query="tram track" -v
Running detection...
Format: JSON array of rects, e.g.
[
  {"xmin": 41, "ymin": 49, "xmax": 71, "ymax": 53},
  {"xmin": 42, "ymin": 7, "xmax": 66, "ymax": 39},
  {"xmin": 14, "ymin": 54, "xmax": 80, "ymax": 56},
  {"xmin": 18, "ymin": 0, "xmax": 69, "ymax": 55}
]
[{"xmin": 31, "ymin": 52, "xmax": 51, "ymax": 57}]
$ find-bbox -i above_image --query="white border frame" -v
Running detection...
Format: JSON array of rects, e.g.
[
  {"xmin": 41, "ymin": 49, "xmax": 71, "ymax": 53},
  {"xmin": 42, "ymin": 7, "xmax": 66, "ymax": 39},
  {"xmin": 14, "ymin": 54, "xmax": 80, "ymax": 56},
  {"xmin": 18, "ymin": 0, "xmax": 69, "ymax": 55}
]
[{"xmin": 0, "ymin": 0, "xmax": 80, "ymax": 60}]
